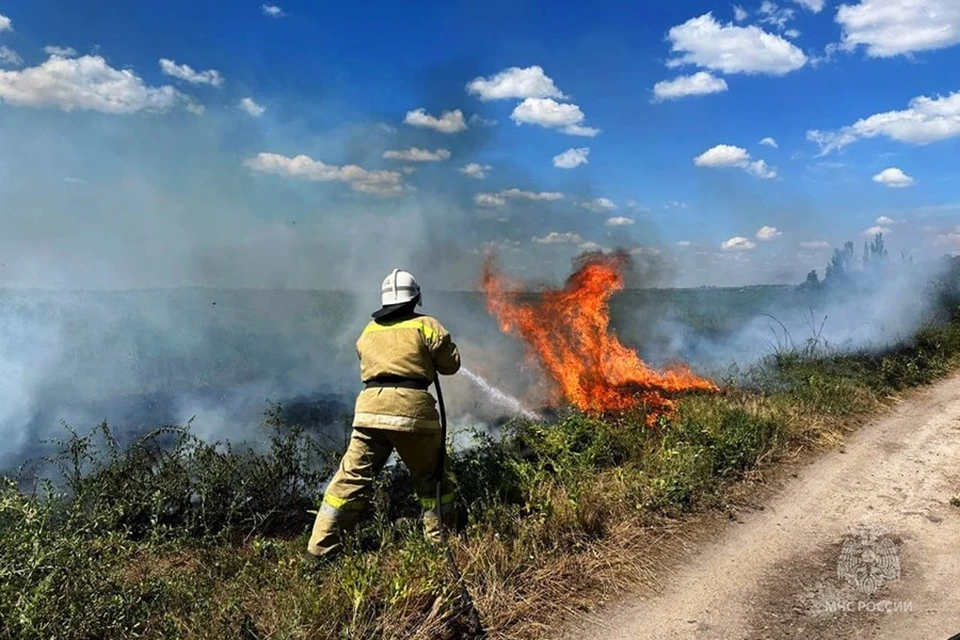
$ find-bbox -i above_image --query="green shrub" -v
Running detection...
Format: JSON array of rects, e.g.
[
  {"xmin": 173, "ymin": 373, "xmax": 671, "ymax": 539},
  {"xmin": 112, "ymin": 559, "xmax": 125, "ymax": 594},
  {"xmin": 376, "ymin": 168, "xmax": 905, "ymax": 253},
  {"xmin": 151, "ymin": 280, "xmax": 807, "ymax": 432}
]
[{"xmin": 30, "ymin": 419, "xmax": 337, "ymax": 541}]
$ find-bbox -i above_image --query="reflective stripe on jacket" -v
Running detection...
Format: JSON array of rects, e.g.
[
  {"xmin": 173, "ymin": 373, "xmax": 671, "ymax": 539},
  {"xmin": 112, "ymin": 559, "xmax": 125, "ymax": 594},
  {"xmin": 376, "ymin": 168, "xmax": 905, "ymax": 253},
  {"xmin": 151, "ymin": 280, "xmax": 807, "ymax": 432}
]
[{"xmin": 352, "ymin": 313, "xmax": 461, "ymax": 431}]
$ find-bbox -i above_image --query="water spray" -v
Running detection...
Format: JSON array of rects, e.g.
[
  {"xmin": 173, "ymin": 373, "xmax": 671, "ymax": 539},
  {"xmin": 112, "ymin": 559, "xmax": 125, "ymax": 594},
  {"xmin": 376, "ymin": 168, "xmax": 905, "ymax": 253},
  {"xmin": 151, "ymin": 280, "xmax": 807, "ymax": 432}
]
[{"xmin": 460, "ymin": 367, "xmax": 541, "ymax": 421}]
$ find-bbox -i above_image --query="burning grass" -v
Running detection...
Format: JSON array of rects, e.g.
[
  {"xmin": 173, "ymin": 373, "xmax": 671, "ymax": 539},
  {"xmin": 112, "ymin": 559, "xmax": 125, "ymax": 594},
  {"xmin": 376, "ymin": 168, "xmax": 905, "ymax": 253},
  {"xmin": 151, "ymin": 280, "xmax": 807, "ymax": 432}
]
[{"xmin": 482, "ymin": 251, "xmax": 718, "ymax": 422}]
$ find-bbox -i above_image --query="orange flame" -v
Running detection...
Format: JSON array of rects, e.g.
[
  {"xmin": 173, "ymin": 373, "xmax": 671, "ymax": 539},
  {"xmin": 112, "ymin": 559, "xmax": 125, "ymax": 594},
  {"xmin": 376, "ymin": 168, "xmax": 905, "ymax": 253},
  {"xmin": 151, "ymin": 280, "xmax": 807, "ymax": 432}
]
[{"xmin": 481, "ymin": 250, "xmax": 718, "ymax": 423}]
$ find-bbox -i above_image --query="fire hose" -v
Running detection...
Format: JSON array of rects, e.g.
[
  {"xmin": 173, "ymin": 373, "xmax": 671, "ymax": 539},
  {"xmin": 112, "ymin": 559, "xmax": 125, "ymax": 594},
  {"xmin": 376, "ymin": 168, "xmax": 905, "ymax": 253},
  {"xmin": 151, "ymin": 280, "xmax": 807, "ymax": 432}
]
[{"xmin": 433, "ymin": 375, "xmax": 486, "ymax": 638}]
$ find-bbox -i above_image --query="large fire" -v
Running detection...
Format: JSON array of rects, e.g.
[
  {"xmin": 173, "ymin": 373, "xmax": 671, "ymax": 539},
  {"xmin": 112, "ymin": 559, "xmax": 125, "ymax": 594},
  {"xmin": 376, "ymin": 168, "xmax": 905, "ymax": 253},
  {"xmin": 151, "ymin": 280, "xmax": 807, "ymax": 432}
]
[{"xmin": 481, "ymin": 250, "xmax": 718, "ymax": 423}]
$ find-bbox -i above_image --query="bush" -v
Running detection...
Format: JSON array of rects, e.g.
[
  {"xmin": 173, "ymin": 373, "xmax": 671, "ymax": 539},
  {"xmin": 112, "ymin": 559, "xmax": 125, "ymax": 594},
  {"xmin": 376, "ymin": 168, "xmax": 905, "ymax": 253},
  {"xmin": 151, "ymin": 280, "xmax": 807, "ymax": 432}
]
[{"xmin": 24, "ymin": 417, "xmax": 337, "ymax": 542}]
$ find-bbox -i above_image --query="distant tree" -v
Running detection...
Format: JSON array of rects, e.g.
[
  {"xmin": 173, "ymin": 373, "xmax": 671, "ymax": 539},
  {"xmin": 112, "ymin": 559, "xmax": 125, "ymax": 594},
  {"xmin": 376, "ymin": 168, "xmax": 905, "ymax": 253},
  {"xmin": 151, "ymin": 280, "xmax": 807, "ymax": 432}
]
[
  {"xmin": 819, "ymin": 233, "xmax": 912, "ymax": 291},
  {"xmin": 824, "ymin": 241, "xmax": 855, "ymax": 285},
  {"xmin": 863, "ymin": 233, "xmax": 888, "ymax": 270},
  {"xmin": 802, "ymin": 269, "xmax": 820, "ymax": 288}
]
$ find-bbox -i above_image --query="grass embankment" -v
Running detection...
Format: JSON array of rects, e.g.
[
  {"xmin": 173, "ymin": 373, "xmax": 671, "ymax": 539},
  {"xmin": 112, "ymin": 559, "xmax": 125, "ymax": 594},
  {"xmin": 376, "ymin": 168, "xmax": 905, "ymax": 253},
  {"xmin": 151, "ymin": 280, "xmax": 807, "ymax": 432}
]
[{"xmin": 3, "ymin": 279, "xmax": 960, "ymax": 639}]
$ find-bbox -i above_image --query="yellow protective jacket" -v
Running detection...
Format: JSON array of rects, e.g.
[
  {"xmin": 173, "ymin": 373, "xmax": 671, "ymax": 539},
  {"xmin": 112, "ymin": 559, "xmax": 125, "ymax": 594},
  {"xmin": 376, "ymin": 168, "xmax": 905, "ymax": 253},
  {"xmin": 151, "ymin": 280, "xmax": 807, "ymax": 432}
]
[{"xmin": 352, "ymin": 313, "xmax": 461, "ymax": 431}]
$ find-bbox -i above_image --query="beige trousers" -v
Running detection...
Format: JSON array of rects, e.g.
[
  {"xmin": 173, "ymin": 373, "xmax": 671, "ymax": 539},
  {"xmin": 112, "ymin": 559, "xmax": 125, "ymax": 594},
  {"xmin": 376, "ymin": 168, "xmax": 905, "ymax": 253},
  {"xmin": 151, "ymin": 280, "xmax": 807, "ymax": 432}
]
[{"xmin": 307, "ymin": 427, "xmax": 456, "ymax": 557}]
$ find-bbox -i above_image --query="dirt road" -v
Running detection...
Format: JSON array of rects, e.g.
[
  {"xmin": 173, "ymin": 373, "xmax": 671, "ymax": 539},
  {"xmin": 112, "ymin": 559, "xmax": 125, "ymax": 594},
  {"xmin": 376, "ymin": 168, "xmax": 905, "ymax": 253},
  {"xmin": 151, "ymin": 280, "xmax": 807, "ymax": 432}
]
[{"xmin": 563, "ymin": 374, "xmax": 960, "ymax": 640}]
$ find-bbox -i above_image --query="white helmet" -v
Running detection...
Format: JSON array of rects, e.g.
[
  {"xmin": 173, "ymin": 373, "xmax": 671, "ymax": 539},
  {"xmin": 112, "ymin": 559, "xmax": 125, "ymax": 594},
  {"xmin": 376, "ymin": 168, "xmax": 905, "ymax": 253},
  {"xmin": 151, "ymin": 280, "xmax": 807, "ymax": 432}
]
[{"xmin": 381, "ymin": 268, "xmax": 422, "ymax": 306}]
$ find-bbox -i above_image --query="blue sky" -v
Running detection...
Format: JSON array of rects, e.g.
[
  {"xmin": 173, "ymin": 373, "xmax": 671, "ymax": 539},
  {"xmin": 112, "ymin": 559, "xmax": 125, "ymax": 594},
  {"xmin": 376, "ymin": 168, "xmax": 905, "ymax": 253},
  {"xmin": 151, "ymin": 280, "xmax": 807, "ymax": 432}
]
[{"xmin": 0, "ymin": 0, "xmax": 958, "ymax": 289}]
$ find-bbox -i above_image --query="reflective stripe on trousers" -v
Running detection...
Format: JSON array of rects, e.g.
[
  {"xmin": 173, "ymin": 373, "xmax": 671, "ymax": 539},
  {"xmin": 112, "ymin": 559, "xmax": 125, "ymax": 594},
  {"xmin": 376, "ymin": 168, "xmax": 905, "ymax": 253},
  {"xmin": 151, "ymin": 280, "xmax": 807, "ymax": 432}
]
[
  {"xmin": 419, "ymin": 491, "xmax": 456, "ymax": 518},
  {"xmin": 307, "ymin": 426, "xmax": 457, "ymax": 557}
]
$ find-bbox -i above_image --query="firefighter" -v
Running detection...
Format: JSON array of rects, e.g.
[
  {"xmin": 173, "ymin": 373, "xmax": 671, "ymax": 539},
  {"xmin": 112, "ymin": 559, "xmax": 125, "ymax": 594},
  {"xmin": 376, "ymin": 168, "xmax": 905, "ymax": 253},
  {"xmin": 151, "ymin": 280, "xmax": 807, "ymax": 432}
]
[{"xmin": 306, "ymin": 268, "xmax": 461, "ymax": 562}]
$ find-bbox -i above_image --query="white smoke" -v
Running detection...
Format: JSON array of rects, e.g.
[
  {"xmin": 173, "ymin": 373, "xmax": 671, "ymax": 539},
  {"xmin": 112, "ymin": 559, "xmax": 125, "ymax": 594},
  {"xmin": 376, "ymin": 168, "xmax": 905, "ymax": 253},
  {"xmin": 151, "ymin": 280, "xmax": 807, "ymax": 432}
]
[
  {"xmin": 0, "ymin": 307, "xmax": 63, "ymax": 469},
  {"xmin": 637, "ymin": 257, "xmax": 950, "ymax": 375}
]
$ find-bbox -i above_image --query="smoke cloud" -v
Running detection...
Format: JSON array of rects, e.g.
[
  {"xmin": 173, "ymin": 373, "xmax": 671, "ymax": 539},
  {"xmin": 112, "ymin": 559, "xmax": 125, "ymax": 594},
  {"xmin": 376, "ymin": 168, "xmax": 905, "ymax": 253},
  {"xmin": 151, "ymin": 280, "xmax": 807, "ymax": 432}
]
[
  {"xmin": 1, "ymin": 62, "xmax": 956, "ymax": 473},
  {"xmin": 0, "ymin": 65, "xmax": 541, "ymax": 471}
]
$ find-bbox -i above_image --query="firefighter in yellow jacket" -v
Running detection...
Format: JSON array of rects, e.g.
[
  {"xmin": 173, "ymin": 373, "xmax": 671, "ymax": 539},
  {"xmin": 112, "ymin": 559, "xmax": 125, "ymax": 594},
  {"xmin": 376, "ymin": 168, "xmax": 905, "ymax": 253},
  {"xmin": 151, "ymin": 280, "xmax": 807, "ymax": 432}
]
[{"xmin": 306, "ymin": 268, "xmax": 461, "ymax": 561}]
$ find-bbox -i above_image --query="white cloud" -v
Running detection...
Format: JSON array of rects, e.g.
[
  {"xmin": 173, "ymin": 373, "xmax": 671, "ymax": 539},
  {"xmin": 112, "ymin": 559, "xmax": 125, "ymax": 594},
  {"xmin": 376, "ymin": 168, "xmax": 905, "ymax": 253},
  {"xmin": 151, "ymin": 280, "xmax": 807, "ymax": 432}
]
[
  {"xmin": 792, "ymin": 0, "xmax": 825, "ymax": 11},
  {"xmin": 474, "ymin": 193, "xmax": 506, "ymax": 207},
  {"xmin": 652, "ymin": 72, "xmax": 728, "ymax": 102},
  {"xmin": 511, "ymin": 98, "xmax": 584, "ymax": 127},
  {"xmin": 579, "ymin": 241, "xmax": 609, "ymax": 252},
  {"xmin": 44, "ymin": 46, "xmax": 78, "ymax": 57},
  {"xmin": 579, "ymin": 197, "xmax": 617, "ymax": 212},
  {"xmin": 244, "ymin": 152, "xmax": 403, "ymax": 196},
  {"xmin": 510, "ymin": 98, "xmax": 601, "ymax": 136},
  {"xmin": 0, "ymin": 46, "xmax": 21, "ymax": 67},
  {"xmin": 800, "ymin": 240, "xmax": 831, "ymax": 249},
  {"xmin": 721, "ymin": 236, "xmax": 757, "ymax": 251},
  {"xmin": 0, "ymin": 13, "xmax": 11, "ymax": 32},
  {"xmin": 837, "ymin": 0, "xmax": 960, "ymax": 57},
  {"xmin": 469, "ymin": 114, "xmax": 497, "ymax": 127},
  {"xmin": 666, "ymin": 12, "xmax": 808, "ymax": 75},
  {"xmin": 758, "ymin": 1, "xmax": 797, "ymax": 30},
  {"xmin": 239, "ymin": 97, "xmax": 265, "ymax": 117},
  {"xmin": 458, "ymin": 163, "xmax": 491, "ymax": 179},
  {"xmin": 403, "ymin": 108, "xmax": 467, "ymax": 133},
  {"xmin": 159, "ymin": 58, "xmax": 224, "ymax": 87},
  {"xmin": 734, "ymin": 5, "xmax": 749, "ymax": 20},
  {"xmin": 0, "ymin": 54, "xmax": 184, "ymax": 114},
  {"xmin": 606, "ymin": 216, "xmax": 634, "ymax": 226},
  {"xmin": 677, "ymin": 240, "xmax": 693, "ymax": 247},
  {"xmin": 785, "ymin": 28, "xmax": 802, "ymax": 39},
  {"xmin": 863, "ymin": 225, "xmax": 892, "ymax": 236},
  {"xmin": 502, "ymin": 188, "xmax": 564, "ymax": 201},
  {"xmin": 261, "ymin": 4, "xmax": 285, "ymax": 17},
  {"xmin": 756, "ymin": 225, "xmax": 782, "ymax": 240},
  {"xmin": 875, "ymin": 215, "xmax": 898, "ymax": 224},
  {"xmin": 382, "ymin": 147, "xmax": 451, "ymax": 162},
  {"xmin": 665, "ymin": 200, "xmax": 691, "ymax": 209},
  {"xmin": 475, "ymin": 188, "xmax": 564, "ymax": 207},
  {"xmin": 872, "ymin": 167, "xmax": 915, "ymax": 188},
  {"xmin": 693, "ymin": 144, "xmax": 777, "ymax": 178},
  {"xmin": 744, "ymin": 159, "xmax": 778, "ymax": 178},
  {"xmin": 562, "ymin": 124, "xmax": 602, "ymax": 137},
  {"xmin": 533, "ymin": 231, "xmax": 584, "ymax": 245},
  {"xmin": 760, "ymin": 136, "xmax": 779, "ymax": 148},
  {"xmin": 553, "ymin": 147, "xmax": 590, "ymax": 168},
  {"xmin": 808, "ymin": 91, "xmax": 960, "ymax": 153},
  {"xmin": 695, "ymin": 144, "xmax": 750, "ymax": 166},
  {"xmin": 466, "ymin": 65, "xmax": 566, "ymax": 101}
]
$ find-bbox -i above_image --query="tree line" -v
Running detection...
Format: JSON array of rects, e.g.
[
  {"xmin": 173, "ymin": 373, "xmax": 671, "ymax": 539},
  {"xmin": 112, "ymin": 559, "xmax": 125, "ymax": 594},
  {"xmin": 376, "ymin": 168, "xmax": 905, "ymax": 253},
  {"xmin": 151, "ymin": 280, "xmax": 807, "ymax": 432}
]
[{"xmin": 801, "ymin": 232, "xmax": 899, "ymax": 288}]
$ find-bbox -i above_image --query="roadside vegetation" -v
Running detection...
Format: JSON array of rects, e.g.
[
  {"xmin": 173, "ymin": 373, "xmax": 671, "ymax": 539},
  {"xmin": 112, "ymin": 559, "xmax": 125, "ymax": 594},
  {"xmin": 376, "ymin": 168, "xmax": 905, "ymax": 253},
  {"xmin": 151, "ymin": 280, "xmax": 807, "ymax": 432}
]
[{"xmin": 2, "ymin": 250, "xmax": 959, "ymax": 640}]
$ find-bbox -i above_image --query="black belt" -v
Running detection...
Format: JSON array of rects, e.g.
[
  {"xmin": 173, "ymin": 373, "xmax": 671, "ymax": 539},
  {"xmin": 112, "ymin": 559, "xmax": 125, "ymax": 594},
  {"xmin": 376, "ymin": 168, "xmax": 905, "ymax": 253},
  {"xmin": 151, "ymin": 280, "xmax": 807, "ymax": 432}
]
[{"xmin": 364, "ymin": 376, "xmax": 431, "ymax": 390}]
